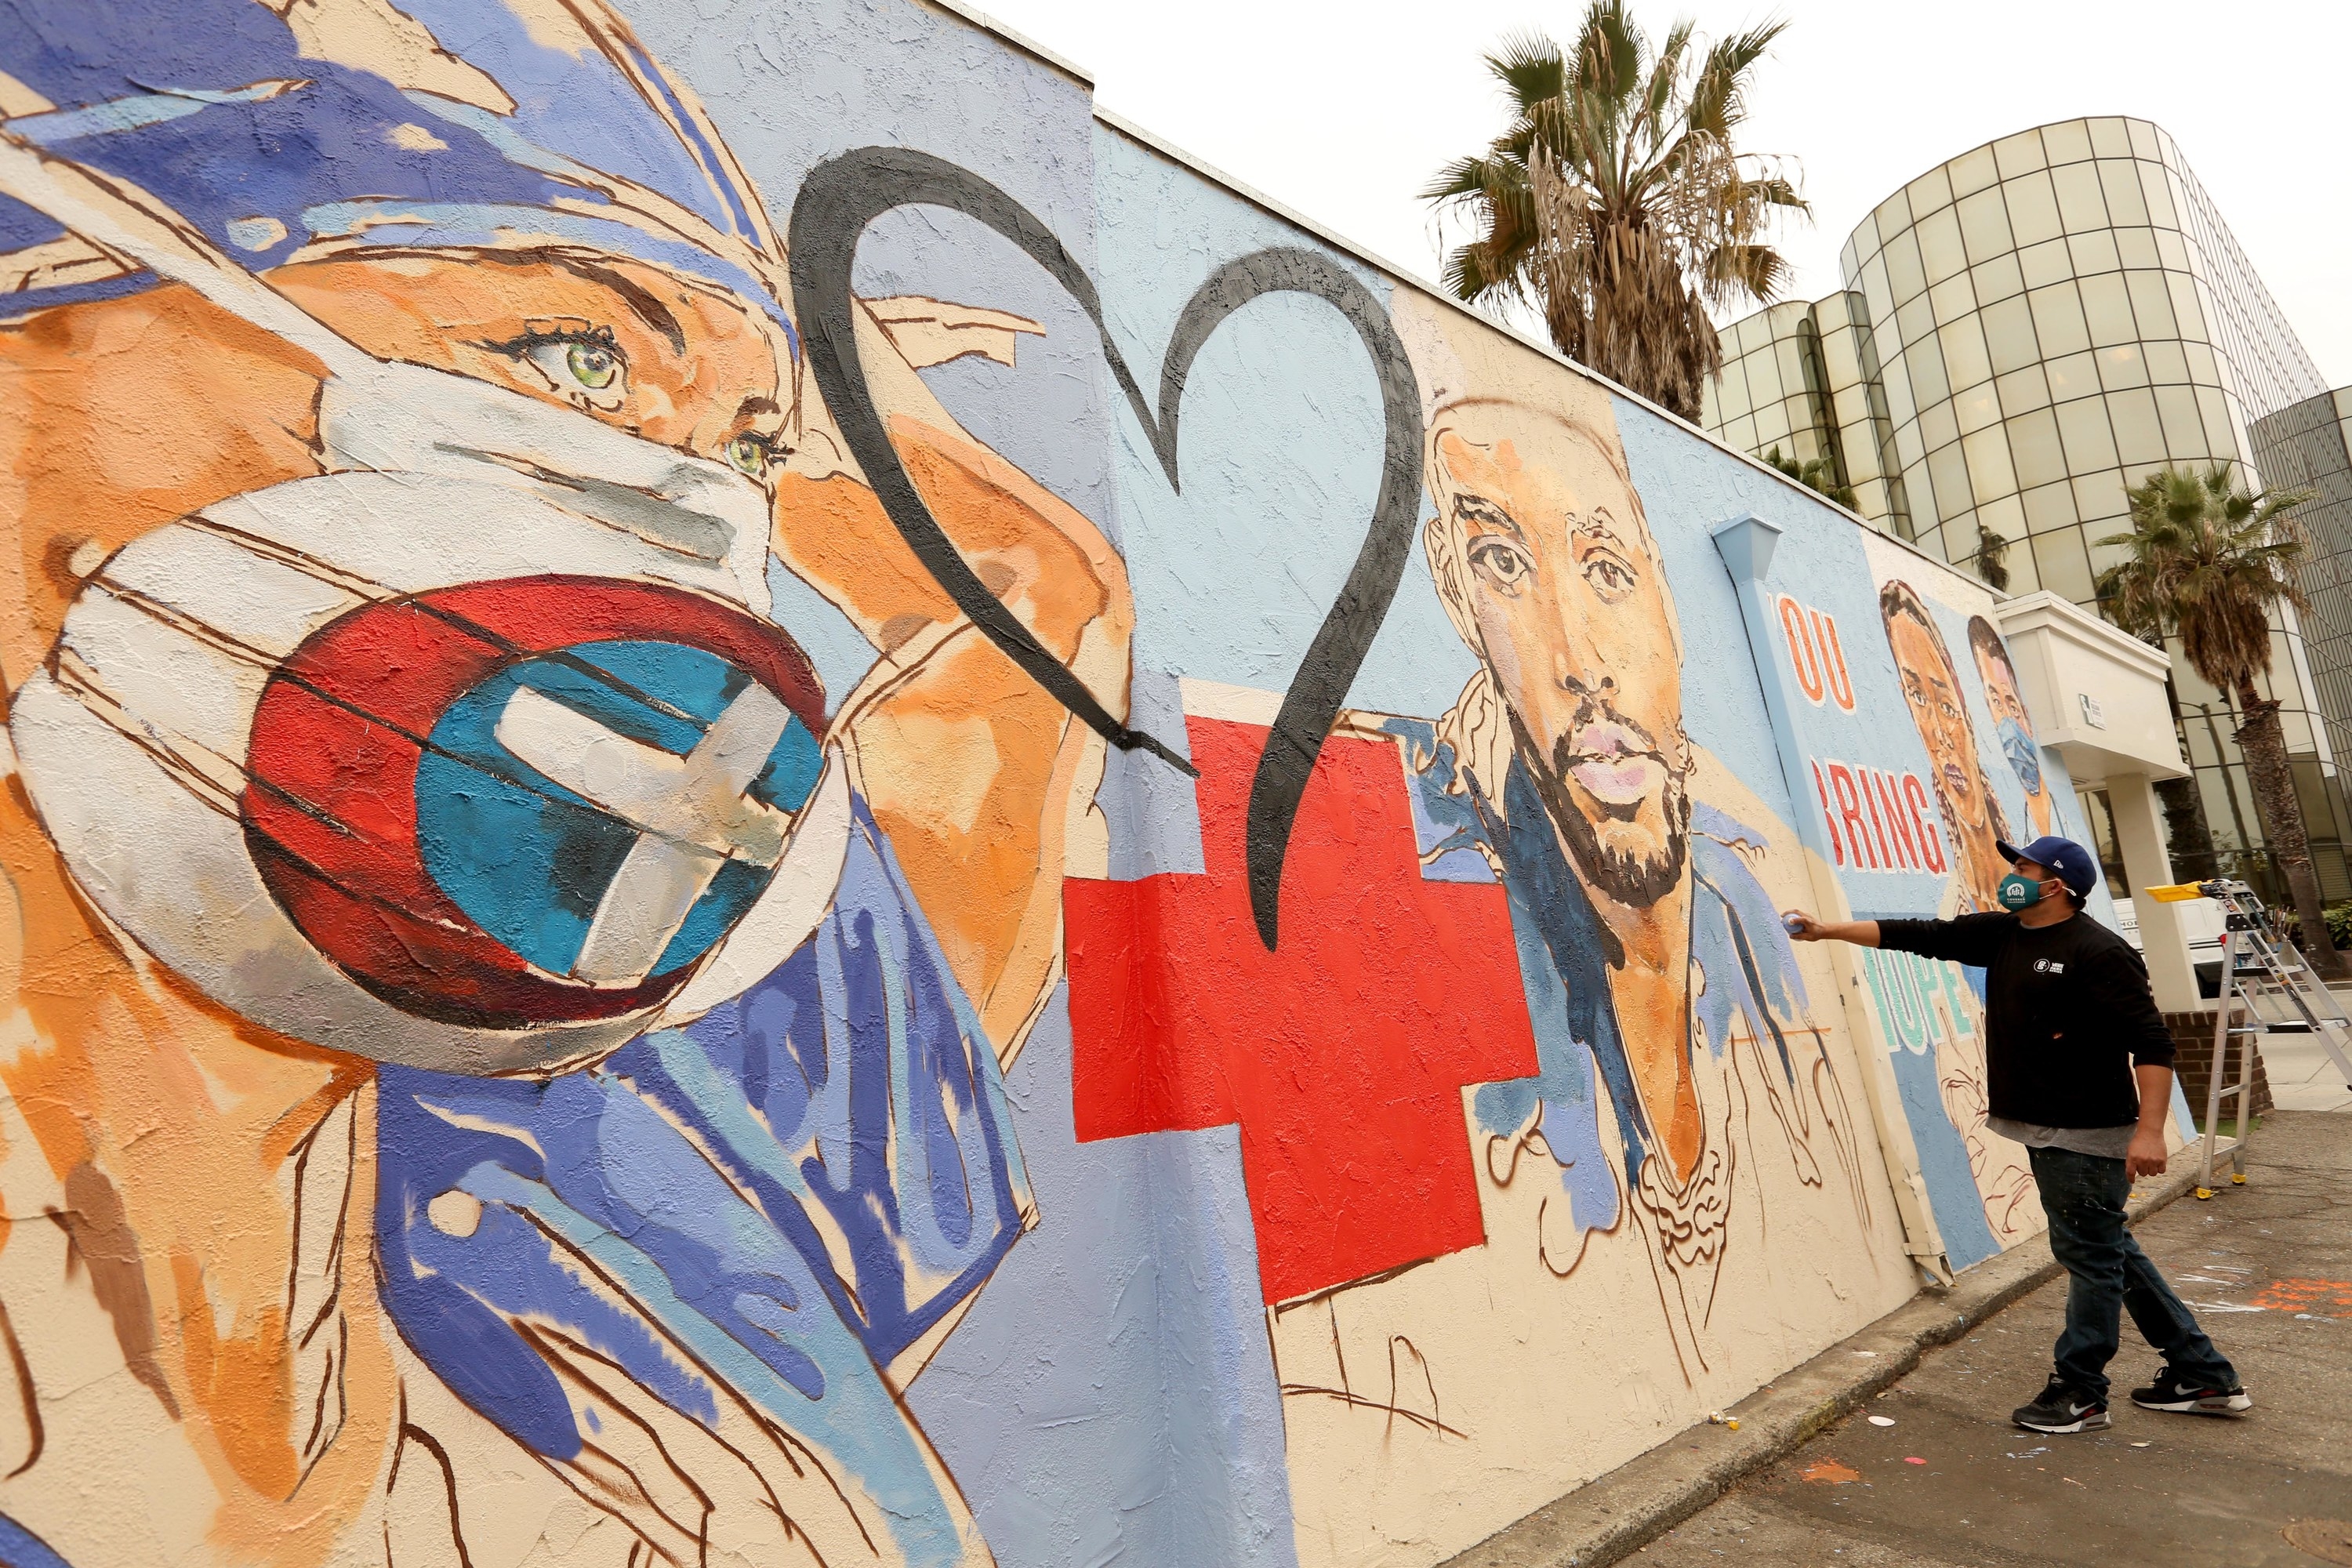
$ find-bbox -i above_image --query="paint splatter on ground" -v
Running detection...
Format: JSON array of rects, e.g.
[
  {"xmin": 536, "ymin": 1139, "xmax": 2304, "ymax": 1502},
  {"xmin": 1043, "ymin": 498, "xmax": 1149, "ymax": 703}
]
[{"xmin": 2249, "ymin": 1278, "xmax": 2352, "ymax": 1316}]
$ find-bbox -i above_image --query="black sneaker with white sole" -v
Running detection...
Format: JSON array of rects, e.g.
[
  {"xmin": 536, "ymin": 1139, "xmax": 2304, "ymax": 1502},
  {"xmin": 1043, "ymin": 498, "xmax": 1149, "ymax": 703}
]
[
  {"xmin": 2129, "ymin": 1366, "xmax": 2252, "ymax": 1415},
  {"xmin": 2012, "ymin": 1376, "xmax": 2111, "ymax": 1433}
]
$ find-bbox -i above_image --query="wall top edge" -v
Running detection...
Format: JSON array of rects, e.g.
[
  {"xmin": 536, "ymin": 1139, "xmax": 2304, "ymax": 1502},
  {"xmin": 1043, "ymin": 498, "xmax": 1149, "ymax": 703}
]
[
  {"xmin": 1084, "ymin": 107, "xmax": 1999, "ymax": 607},
  {"xmin": 917, "ymin": 0, "xmax": 1094, "ymax": 85}
]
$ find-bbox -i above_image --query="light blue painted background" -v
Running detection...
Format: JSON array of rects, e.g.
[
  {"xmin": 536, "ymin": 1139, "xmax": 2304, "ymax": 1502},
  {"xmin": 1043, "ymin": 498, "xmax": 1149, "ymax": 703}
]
[
  {"xmin": 621, "ymin": 7, "xmax": 1296, "ymax": 1563},
  {"xmin": 635, "ymin": 0, "xmax": 1112, "ymax": 716},
  {"xmin": 1092, "ymin": 127, "xmax": 1476, "ymax": 720}
]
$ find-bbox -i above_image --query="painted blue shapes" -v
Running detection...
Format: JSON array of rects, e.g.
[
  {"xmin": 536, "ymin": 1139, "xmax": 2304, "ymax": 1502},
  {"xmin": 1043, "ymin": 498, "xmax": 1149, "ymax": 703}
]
[
  {"xmin": 415, "ymin": 639, "xmax": 819, "ymax": 981},
  {"xmin": 1853, "ymin": 940, "xmax": 2004, "ymax": 1269},
  {"xmin": 0, "ymin": 0, "xmax": 801, "ymax": 336},
  {"xmin": 376, "ymin": 790, "xmax": 1017, "ymax": 1568},
  {"xmin": 655, "ymin": 795, "xmax": 1032, "ymax": 1362}
]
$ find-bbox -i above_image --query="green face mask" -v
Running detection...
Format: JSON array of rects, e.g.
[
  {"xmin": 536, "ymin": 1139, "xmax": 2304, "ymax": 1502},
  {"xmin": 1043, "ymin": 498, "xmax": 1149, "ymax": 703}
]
[{"xmin": 1998, "ymin": 872, "xmax": 2046, "ymax": 910}]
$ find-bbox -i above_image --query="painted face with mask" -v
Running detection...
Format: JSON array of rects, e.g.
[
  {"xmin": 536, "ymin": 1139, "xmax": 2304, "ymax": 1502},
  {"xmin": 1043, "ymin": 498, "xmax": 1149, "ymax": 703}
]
[
  {"xmin": 1998, "ymin": 716, "xmax": 2045, "ymax": 794},
  {"xmin": 0, "ymin": 0, "xmax": 833, "ymax": 1066},
  {"xmin": 1971, "ymin": 619, "xmax": 2053, "ymax": 826},
  {"xmin": 0, "ymin": 5, "xmax": 1128, "ymax": 1561},
  {"xmin": 4, "ymin": 154, "xmax": 841, "ymax": 1068}
]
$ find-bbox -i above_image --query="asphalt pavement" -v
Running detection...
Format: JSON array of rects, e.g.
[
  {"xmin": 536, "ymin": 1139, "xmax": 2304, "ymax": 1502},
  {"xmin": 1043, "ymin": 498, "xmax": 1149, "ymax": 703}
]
[{"xmin": 1628, "ymin": 1108, "xmax": 2352, "ymax": 1567}]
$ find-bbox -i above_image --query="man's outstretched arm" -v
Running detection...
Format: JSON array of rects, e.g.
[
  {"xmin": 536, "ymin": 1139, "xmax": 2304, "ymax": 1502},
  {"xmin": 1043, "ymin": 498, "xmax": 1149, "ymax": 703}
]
[
  {"xmin": 1784, "ymin": 913, "xmax": 1882, "ymax": 946},
  {"xmin": 1790, "ymin": 909, "xmax": 2014, "ymax": 968}
]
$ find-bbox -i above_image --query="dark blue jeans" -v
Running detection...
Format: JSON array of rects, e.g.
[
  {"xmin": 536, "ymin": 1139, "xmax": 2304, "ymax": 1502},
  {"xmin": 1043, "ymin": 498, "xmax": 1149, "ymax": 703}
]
[{"xmin": 2030, "ymin": 1144, "xmax": 2238, "ymax": 1403}]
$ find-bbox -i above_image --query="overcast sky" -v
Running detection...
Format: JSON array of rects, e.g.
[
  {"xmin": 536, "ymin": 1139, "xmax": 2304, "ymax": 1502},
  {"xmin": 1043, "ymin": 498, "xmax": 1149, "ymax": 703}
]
[{"xmin": 976, "ymin": 0, "xmax": 2352, "ymax": 391}]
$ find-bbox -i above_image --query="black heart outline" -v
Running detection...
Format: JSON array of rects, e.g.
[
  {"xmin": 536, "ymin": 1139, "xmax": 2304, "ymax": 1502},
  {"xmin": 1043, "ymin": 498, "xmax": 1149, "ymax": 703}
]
[{"xmin": 788, "ymin": 147, "xmax": 1422, "ymax": 950}]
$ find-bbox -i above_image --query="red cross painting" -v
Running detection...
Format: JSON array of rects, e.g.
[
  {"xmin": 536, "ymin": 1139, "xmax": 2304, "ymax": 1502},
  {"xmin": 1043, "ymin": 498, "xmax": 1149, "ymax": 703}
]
[{"xmin": 1065, "ymin": 713, "xmax": 1540, "ymax": 1305}]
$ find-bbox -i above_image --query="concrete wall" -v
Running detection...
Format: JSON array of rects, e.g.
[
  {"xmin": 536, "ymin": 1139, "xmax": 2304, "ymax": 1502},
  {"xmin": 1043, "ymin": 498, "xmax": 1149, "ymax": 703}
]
[{"xmin": 0, "ymin": 4, "xmax": 2187, "ymax": 1566}]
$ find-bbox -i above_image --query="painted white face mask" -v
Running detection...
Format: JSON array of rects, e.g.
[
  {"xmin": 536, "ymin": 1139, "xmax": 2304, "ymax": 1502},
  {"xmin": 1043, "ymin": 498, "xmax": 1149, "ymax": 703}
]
[{"xmin": 2, "ymin": 140, "xmax": 850, "ymax": 1074}]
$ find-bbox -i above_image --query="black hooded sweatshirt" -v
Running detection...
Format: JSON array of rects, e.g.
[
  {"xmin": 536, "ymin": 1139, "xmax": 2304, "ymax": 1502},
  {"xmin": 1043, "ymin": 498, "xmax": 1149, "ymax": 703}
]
[{"xmin": 1876, "ymin": 910, "xmax": 2176, "ymax": 1130}]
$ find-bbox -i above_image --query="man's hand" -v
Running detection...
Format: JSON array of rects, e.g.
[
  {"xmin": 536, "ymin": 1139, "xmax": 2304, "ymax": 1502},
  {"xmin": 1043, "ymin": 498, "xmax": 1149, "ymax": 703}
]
[
  {"xmin": 1780, "ymin": 912, "xmax": 1881, "ymax": 946},
  {"xmin": 2129, "ymin": 1064, "xmax": 2176, "ymax": 1181}
]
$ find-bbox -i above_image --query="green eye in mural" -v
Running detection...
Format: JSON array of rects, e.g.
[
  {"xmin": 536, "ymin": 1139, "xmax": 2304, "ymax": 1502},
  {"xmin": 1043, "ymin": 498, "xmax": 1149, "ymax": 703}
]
[
  {"xmin": 494, "ymin": 326, "xmax": 630, "ymax": 412},
  {"xmin": 566, "ymin": 339, "xmax": 620, "ymax": 390},
  {"xmin": 726, "ymin": 430, "xmax": 781, "ymax": 478}
]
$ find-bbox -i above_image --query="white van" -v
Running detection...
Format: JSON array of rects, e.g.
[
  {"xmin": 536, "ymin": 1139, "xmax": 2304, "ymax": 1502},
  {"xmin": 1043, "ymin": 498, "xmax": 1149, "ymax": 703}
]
[{"xmin": 2109, "ymin": 893, "xmax": 2233, "ymax": 998}]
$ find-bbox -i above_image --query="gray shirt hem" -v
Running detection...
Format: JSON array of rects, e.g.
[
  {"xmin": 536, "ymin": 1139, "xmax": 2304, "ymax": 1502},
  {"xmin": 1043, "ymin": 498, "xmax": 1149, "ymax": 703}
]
[{"xmin": 1986, "ymin": 1116, "xmax": 2137, "ymax": 1160}]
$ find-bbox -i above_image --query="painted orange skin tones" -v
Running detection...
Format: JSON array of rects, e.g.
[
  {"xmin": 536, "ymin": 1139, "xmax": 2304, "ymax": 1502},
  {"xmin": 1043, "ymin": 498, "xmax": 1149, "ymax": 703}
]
[
  {"xmin": 1976, "ymin": 645, "xmax": 2053, "ymax": 840},
  {"xmin": 1886, "ymin": 610, "xmax": 2005, "ymax": 911},
  {"xmin": 0, "ymin": 250, "xmax": 1126, "ymax": 1553},
  {"xmin": 1425, "ymin": 401, "xmax": 1705, "ymax": 1185}
]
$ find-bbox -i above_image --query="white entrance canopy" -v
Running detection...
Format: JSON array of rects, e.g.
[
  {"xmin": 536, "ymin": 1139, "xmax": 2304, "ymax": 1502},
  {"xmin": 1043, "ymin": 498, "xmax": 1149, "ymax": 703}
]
[{"xmin": 1993, "ymin": 590, "xmax": 2199, "ymax": 1010}]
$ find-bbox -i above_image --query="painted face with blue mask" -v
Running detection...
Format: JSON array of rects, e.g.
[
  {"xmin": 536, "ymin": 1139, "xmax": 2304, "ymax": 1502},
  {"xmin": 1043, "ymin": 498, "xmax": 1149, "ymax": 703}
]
[{"xmin": 1998, "ymin": 715, "xmax": 2044, "ymax": 794}]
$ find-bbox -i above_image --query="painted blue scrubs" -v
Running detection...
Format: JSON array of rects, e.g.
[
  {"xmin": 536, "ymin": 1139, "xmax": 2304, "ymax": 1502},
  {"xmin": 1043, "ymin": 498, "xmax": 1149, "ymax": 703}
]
[{"xmin": 375, "ymin": 796, "xmax": 1030, "ymax": 1568}]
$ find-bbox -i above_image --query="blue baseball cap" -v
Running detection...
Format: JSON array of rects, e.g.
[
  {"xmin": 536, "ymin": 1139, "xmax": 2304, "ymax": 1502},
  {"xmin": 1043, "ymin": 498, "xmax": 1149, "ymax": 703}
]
[{"xmin": 1997, "ymin": 836, "xmax": 2099, "ymax": 898}]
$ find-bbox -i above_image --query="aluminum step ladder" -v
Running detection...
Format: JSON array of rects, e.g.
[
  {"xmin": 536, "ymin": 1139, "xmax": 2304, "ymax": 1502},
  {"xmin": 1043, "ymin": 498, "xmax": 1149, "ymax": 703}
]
[{"xmin": 2144, "ymin": 879, "xmax": 2352, "ymax": 1198}]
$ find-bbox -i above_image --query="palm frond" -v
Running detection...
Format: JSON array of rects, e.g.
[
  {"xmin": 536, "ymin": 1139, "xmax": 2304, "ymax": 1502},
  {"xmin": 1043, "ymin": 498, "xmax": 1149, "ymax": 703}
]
[
  {"xmin": 1706, "ymin": 241, "xmax": 1793, "ymax": 299},
  {"xmin": 1486, "ymin": 31, "xmax": 1566, "ymax": 111},
  {"xmin": 2098, "ymin": 463, "xmax": 2313, "ymax": 695},
  {"xmin": 1643, "ymin": 23, "xmax": 1690, "ymax": 111},
  {"xmin": 1742, "ymin": 175, "xmax": 1808, "ymax": 212},
  {"xmin": 1418, "ymin": 153, "xmax": 1503, "ymax": 203},
  {"xmin": 1686, "ymin": 20, "xmax": 1787, "ymax": 134},
  {"xmin": 1424, "ymin": 4, "xmax": 1806, "ymax": 419},
  {"xmin": 1577, "ymin": 0, "xmax": 1646, "ymax": 103}
]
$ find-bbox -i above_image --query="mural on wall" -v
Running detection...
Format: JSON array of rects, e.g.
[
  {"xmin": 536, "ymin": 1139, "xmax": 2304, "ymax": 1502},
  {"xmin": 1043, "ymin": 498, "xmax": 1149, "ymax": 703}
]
[
  {"xmin": 0, "ymin": 5, "xmax": 2165, "ymax": 1568},
  {"xmin": 1879, "ymin": 579, "xmax": 2020, "ymax": 913},
  {"xmin": 1761, "ymin": 524, "xmax": 2114, "ymax": 1269},
  {"xmin": 1970, "ymin": 612, "xmax": 2071, "ymax": 844},
  {"xmin": 1871, "ymin": 573, "xmax": 2041, "ymax": 1251},
  {"xmin": 1207, "ymin": 299, "xmax": 1907, "ymax": 1566},
  {"xmin": 1400, "ymin": 304, "xmax": 1879, "ymax": 1349},
  {"xmin": 0, "ymin": 2, "xmax": 1134, "ymax": 1563}
]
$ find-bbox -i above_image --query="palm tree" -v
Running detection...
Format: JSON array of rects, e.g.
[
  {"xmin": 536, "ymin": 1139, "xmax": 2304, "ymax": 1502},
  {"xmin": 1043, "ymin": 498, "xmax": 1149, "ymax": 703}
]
[
  {"xmin": 2099, "ymin": 463, "xmax": 2343, "ymax": 978},
  {"xmin": 1764, "ymin": 445, "xmax": 1857, "ymax": 510},
  {"xmin": 1972, "ymin": 523, "xmax": 2012, "ymax": 593},
  {"xmin": 1423, "ymin": 2, "xmax": 1806, "ymax": 422}
]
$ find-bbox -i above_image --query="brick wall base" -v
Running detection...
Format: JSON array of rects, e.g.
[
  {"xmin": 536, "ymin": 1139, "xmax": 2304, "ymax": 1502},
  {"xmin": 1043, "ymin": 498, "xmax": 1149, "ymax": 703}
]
[{"xmin": 2164, "ymin": 1007, "xmax": 2277, "ymax": 1127}]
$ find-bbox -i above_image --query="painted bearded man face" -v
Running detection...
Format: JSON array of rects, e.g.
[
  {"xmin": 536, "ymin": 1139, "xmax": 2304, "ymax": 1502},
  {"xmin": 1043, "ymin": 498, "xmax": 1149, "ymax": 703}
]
[
  {"xmin": 1430, "ymin": 401, "xmax": 1692, "ymax": 909},
  {"xmin": 1884, "ymin": 598, "xmax": 1989, "ymax": 839}
]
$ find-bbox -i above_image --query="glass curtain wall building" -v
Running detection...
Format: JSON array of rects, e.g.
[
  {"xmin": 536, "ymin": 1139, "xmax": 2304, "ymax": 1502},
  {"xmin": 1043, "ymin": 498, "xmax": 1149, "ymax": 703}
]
[
  {"xmin": 2253, "ymin": 387, "xmax": 2352, "ymax": 884},
  {"xmin": 1704, "ymin": 116, "xmax": 2349, "ymax": 897}
]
